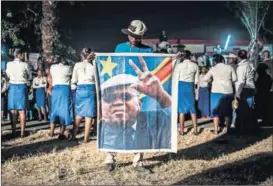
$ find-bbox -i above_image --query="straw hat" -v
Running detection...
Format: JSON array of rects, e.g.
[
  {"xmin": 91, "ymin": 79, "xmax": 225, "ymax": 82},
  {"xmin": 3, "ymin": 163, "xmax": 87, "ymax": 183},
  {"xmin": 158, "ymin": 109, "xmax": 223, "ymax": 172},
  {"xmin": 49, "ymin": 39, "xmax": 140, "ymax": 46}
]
[{"xmin": 121, "ymin": 20, "xmax": 147, "ymax": 37}]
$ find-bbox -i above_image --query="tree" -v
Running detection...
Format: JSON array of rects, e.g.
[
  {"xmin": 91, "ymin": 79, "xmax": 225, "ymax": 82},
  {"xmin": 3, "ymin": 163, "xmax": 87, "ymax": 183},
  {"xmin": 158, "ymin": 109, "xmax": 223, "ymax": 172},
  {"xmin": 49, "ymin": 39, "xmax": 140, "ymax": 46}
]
[
  {"xmin": 40, "ymin": 1, "xmax": 58, "ymax": 59},
  {"xmin": 228, "ymin": 1, "xmax": 272, "ymax": 67},
  {"xmin": 1, "ymin": 1, "xmax": 76, "ymax": 60}
]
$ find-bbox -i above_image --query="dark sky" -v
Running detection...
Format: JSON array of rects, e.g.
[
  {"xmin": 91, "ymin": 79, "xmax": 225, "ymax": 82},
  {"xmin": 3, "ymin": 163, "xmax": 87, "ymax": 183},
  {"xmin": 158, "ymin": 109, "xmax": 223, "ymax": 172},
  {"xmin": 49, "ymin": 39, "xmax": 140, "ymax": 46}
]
[
  {"xmin": 2, "ymin": 1, "xmax": 252, "ymax": 53},
  {"xmin": 57, "ymin": 1, "xmax": 249, "ymax": 53}
]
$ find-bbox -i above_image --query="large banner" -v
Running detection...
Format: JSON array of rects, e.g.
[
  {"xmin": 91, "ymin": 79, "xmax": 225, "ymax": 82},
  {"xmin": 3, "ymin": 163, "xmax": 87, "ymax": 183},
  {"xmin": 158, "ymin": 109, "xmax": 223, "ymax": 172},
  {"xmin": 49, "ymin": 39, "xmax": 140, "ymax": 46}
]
[{"xmin": 95, "ymin": 53, "xmax": 177, "ymax": 153}]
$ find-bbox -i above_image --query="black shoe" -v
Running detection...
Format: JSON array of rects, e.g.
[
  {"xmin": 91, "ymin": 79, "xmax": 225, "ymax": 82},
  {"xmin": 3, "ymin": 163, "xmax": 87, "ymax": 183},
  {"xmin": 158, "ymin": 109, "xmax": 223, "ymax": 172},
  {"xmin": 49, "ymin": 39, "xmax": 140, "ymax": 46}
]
[
  {"xmin": 193, "ymin": 131, "xmax": 199, "ymax": 136},
  {"xmin": 58, "ymin": 134, "xmax": 66, "ymax": 140},
  {"xmin": 134, "ymin": 166, "xmax": 151, "ymax": 175},
  {"xmin": 105, "ymin": 163, "xmax": 115, "ymax": 172}
]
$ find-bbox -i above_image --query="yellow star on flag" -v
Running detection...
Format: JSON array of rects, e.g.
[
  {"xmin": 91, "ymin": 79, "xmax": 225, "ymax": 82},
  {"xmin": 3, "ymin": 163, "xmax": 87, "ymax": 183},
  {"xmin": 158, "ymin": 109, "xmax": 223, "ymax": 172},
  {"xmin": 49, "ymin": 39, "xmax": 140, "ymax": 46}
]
[{"xmin": 100, "ymin": 56, "xmax": 118, "ymax": 77}]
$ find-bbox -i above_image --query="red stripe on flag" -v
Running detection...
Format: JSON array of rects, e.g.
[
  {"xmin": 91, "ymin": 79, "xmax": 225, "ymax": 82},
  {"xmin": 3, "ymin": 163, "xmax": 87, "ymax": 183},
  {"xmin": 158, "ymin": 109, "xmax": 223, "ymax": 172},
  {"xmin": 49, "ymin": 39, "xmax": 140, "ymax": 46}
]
[{"xmin": 154, "ymin": 58, "xmax": 173, "ymax": 82}]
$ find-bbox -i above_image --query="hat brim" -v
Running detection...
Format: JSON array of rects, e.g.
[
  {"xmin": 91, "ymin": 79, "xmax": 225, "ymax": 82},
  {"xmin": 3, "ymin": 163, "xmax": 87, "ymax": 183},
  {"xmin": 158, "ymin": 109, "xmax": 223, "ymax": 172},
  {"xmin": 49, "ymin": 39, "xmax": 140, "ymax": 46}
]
[{"xmin": 121, "ymin": 29, "xmax": 143, "ymax": 38}]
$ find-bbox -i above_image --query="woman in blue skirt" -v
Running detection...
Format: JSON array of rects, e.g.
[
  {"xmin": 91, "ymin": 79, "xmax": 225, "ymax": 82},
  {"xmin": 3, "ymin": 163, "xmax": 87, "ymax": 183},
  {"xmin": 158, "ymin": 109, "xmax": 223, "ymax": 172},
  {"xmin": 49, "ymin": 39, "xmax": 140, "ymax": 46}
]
[
  {"xmin": 204, "ymin": 54, "xmax": 237, "ymax": 135},
  {"xmin": 33, "ymin": 69, "xmax": 47, "ymax": 121},
  {"xmin": 174, "ymin": 50, "xmax": 199, "ymax": 135},
  {"xmin": 48, "ymin": 55, "xmax": 74, "ymax": 140},
  {"xmin": 198, "ymin": 67, "xmax": 210, "ymax": 118},
  {"xmin": 71, "ymin": 48, "xmax": 96, "ymax": 143}
]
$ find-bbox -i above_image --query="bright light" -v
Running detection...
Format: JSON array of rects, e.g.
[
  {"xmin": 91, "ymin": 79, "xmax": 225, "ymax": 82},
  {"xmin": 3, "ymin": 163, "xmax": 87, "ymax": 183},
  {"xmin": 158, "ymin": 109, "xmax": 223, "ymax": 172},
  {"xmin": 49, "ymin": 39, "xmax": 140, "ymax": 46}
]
[{"xmin": 224, "ymin": 34, "xmax": 231, "ymax": 51}]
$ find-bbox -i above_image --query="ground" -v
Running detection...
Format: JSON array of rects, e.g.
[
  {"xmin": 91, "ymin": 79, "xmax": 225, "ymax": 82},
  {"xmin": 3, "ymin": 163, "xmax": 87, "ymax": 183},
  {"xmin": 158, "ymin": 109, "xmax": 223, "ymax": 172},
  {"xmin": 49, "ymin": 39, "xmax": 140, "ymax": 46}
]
[{"xmin": 1, "ymin": 121, "xmax": 273, "ymax": 185}]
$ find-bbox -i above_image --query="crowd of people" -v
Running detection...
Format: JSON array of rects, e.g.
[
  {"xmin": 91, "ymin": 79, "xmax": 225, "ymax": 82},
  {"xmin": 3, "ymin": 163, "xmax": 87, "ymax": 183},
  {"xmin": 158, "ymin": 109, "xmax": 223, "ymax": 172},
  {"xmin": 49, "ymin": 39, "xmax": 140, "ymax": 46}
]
[{"xmin": 1, "ymin": 19, "xmax": 273, "ymax": 174}]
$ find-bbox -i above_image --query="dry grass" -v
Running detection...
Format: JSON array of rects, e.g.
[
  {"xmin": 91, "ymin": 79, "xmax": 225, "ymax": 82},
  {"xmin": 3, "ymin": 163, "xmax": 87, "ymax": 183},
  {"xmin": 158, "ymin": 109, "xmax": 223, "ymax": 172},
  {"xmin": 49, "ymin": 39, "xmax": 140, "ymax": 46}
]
[{"xmin": 1, "ymin": 127, "xmax": 273, "ymax": 185}]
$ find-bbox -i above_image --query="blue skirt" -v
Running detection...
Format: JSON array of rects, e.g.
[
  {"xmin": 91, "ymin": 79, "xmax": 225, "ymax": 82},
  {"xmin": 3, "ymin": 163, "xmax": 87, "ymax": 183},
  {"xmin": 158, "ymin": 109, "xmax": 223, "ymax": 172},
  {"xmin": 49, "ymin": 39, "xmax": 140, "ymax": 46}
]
[
  {"xmin": 72, "ymin": 90, "xmax": 76, "ymax": 105},
  {"xmin": 198, "ymin": 87, "xmax": 210, "ymax": 116},
  {"xmin": 178, "ymin": 81, "xmax": 196, "ymax": 114},
  {"xmin": 8, "ymin": 84, "xmax": 27, "ymax": 110},
  {"xmin": 50, "ymin": 85, "xmax": 74, "ymax": 126},
  {"xmin": 76, "ymin": 84, "xmax": 96, "ymax": 117},
  {"xmin": 35, "ymin": 88, "xmax": 46, "ymax": 108},
  {"xmin": 210, "ymin": 93, "xmax": 233, "ymax": 117}
]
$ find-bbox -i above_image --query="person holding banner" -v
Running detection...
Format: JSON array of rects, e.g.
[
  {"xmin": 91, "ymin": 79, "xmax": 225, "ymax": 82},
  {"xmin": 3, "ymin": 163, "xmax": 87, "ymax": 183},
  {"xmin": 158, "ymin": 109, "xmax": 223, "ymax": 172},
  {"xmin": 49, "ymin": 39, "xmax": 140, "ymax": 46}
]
[
  {"xmin": 33, "ymin": 69, "xmax": 47, "ymax": 121},
  {"xmin": 104, "ymin": 20, "xmax": 154, "ymax": 174},
  {"xmin": 71, "ymin": 47, "xmax": 96, "ymax": 143},
  {"xmin": 47, "ymin": 55, "xmax": 74, "ymax": 140},
  {"xmin": 204, "ymin": 54, "xmax": 237, "ymax": 135},
  {"xmin": 100, "ymin": 59, "xmax": 172, "ymax": 173},
  {"xmin": 6, "ymin": 49, "xmax": 32, "ymax": 138},
  {"xmin": 173, "ymin": 50, "xmax": 199, "ymax": 136}
]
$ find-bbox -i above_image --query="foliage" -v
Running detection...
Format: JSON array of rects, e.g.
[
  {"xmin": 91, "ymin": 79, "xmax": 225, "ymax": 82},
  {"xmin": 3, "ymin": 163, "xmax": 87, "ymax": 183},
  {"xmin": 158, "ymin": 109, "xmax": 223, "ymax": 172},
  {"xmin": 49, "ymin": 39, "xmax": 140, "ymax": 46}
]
[
  {"xmin": 1, "ymin": 1, "xmax": 77, "ymax": 59},
  {"xmin": 1, "ymin": 19, "xmax": 25, "ymax": 47},
  {"xmin": 228, "ymin": 1, "xmax": 271, "ymax": 67},
  {"xmin": 228, "ymin": 1, "xmax": 271, "ymax": 40}
]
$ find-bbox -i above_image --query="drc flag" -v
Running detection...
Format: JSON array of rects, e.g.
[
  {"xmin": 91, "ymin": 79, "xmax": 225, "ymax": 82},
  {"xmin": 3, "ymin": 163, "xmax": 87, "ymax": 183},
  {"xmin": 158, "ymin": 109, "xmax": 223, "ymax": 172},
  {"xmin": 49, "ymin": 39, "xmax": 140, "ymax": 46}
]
[{"xmin": 95, "ymin": 53, "xmax": 177, "ymax": 153}]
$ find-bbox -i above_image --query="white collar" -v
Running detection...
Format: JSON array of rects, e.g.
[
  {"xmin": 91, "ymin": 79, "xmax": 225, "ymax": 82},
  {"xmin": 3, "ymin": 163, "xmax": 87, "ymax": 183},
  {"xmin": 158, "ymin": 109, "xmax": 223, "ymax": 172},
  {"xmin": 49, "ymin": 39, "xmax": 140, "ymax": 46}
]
[
  {"xmin": 238, "ymin": 59, "xmax": 247, "ymax": 65},
  {"xmin": 183, "ymin": 59, "xmax": 191, "ymax": 63},
  {"xmin": 132, "ymin": 121, "xmax": 137, "ymax": 130},
  {"xmin": 14, "ymin": 58, "xmax": 22, "ymax": 62}
]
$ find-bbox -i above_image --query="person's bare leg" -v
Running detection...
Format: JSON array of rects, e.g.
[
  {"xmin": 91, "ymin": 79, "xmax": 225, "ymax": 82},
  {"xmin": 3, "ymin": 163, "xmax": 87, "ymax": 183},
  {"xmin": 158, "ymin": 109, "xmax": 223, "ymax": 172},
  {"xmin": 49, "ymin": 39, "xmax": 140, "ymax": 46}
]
[
  {"xmin": 35, "ymin": 106, "xmax": 42, "ymax": 120},
  {"xmin": 18, "ymin": 110, "xmax": 26, "ymax": 137},
  {"xmin": 1, "ymin": 111, "xmax": 4, "ymax": 121},
  {"xmin": 213, "ymin": 117, "xmax": 219, "ymax": 135},
  {"xmin": 225, "ymin": 117, "xmax": 231, "ymax": 134},
  {"xmin": 10, "ymin": 110, "xmax": 18, "ymax": 137},
  {"xmin": 72, "ymin": 115, "xmax": 82, "ymax": 140},
  {"xmin": 191, "ymin": 114, "xmax": 198, "ymax": 134},
  {"xmin": 179, "ymin": 113, "xmax": 185, "ymax": 135},
  {"xmin": 49, "ymin": 123, "xmax": 55, "ymax": 137},
  {"xmin": 84, "ymin": 117, "xmax": 92, "ymax": 143},
  {"xmin": 60, "ymin": 125, "xmax": 66, "ymax": 135},
  {"xmin": 41, "ymin": 107, "xmax": 47, "ymax": 121}
]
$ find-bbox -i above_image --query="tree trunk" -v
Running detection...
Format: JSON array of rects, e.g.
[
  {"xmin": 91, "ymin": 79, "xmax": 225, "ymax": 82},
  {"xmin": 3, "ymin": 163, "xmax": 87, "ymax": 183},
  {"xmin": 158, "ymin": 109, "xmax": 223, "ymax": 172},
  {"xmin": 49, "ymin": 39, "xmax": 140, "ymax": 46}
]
[{"xmin": 40, "ymin": 1, "xmax": 57, "ymax": 60}]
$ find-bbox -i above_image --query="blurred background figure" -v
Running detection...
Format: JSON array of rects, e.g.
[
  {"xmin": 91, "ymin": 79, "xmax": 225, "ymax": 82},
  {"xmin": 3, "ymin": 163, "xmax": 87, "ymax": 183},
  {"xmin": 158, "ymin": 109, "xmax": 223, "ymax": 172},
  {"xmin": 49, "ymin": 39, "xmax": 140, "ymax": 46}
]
[
  {"xmin": 1, "ymin": 70, "xmax": 9, "ymax": 121},
  {"xmin": 26, "ymin": 87, "xmax": 34, "ymax": 121},
  {"xmin": 197, "ymin": 67, "xmax": 210, "ymax": 118},
  {"xmin": 33, "ymin": 69, "xmax": 47, "ymax": 121}
]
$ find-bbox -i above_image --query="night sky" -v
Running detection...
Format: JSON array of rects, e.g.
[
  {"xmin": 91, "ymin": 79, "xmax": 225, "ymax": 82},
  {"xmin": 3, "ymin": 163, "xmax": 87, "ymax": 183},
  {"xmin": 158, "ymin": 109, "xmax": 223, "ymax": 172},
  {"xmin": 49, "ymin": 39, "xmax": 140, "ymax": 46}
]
[
  {"xmin": 57, "ymin": 1, "xmax": 248, "ymax": 53},
  {"xmin": 2, "ymin": 1, "xmax": 253, "ymax": 53}
]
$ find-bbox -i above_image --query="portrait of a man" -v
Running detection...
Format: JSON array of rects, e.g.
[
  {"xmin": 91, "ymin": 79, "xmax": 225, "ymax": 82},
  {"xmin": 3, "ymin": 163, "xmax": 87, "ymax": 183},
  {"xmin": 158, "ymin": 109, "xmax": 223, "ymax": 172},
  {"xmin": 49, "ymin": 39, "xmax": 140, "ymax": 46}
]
[{"xmin": 98, "ymin": 56, "xmax": 172, "ymax": 150}]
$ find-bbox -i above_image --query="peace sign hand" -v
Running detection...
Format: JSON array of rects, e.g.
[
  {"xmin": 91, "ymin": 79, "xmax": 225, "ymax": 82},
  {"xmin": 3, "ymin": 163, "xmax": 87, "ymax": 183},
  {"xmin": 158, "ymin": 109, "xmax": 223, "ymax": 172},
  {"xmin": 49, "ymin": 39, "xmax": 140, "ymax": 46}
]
[{"xmin": 129, "ymin": 56, "xmax": 164, "ymax": 100}]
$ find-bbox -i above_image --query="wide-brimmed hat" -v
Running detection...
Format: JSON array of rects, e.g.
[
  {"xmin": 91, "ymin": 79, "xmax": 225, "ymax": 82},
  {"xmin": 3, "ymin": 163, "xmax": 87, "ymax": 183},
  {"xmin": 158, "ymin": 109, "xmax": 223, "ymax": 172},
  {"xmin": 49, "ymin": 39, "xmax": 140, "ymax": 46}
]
[
  {"xmin": 226, "ymin": 53, "xmax": 237, "ymax": 58},
  {"xmin": 121, "ymin": 20, "xmax": 147, "ymax": 37}
]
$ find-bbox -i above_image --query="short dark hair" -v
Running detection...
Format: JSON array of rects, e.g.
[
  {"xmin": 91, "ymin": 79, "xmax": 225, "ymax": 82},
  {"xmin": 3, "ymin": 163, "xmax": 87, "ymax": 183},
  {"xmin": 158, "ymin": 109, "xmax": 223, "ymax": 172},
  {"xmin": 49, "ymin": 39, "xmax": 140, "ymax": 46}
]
[
  {"xmin": 184, "ymin": 50, "xmax": 192, "ymax": 60},
  {"xmin": 238, "ymin": 49, "xmax": 248, "ymax": 60},
  {"xmin": 13, "ymin": 48, "xmax": 23, "ymax": 58},
  {"xmin": 213, "ymin": 54, "xmax": 225, "ymax": 63},
  {"xmin": 81, "ymin": 47, "xmax": 92, "ymax": 60}
]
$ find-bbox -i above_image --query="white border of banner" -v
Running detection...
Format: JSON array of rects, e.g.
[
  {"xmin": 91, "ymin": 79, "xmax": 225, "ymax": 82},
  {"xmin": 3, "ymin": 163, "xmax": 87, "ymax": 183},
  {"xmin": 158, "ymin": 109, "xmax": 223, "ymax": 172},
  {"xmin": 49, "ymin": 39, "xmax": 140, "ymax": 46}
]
[{"xmin": 94, "ymin": 53, "xmax": 178, "ymax": 153}]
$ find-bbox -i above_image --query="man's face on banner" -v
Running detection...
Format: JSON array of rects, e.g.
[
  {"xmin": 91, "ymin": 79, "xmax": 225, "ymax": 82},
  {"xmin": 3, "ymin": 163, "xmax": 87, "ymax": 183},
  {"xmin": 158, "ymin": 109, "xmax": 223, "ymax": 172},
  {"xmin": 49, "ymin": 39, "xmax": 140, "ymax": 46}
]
[{"xmin": 102, "ymin": 85, "xmax": 141, "ymax": 123}]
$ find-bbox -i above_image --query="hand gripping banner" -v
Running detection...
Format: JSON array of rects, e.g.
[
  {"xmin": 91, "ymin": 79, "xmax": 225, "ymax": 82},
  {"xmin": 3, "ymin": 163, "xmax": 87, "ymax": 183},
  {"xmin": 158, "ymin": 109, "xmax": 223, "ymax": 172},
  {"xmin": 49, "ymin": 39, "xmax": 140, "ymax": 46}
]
[{"xmin": 95, "ymin": 53, "xmax": 178, "ymax": 153}]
